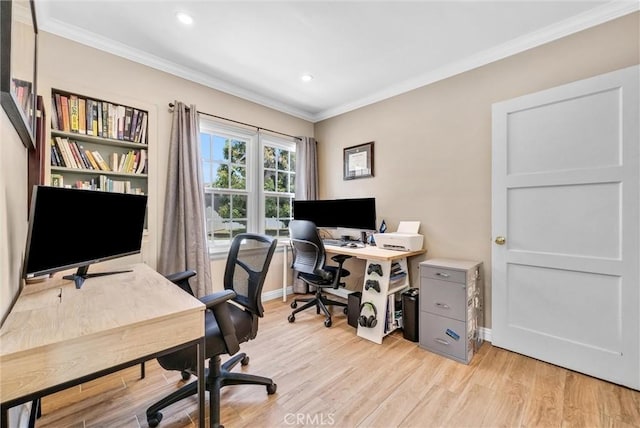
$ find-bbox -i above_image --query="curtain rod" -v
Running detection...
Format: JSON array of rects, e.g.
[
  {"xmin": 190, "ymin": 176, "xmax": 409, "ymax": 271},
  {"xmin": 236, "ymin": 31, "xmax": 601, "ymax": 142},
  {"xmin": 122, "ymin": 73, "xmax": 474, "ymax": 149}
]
[{"xmin": 168, "ymin": 103, "xmax": 300, "ymax": 140}]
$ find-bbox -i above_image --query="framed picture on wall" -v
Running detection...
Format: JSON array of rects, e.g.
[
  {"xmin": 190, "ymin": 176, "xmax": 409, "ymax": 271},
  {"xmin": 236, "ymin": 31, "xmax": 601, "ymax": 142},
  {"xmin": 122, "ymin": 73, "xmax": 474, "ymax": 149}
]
[
  {"xmin": 343, "ymin": 141, "xmax": 374, "ymax": 180},
  {"xmin": 0, "ymin": 0, "xmax": 38, "ymax": 149}
]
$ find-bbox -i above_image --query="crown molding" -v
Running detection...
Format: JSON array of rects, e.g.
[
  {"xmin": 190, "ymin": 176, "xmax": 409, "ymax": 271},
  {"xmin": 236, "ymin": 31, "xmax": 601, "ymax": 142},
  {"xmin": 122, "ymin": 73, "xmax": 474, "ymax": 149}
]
[
  {"xmin": 37, "ymin": 1, "xmax": 638, "ymax": 124},
  {"xmin": 312, "ymin": 1, "xmax": 639, "ymax": 122}
]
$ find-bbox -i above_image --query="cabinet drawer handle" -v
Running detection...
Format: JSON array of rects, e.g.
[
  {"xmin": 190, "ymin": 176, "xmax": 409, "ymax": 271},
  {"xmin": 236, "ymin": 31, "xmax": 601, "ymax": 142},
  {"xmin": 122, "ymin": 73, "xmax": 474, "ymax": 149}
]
[
  {"xmin": 435, "ymin": 272, "xmax": 450, "ymax": 278},
  {"xmin": 435, "ymin": 302, "xmax": 450, "ymax": 309},
  {"xmin": 434, "ymin": 338, "xmax": 450, "ymax": 346}
]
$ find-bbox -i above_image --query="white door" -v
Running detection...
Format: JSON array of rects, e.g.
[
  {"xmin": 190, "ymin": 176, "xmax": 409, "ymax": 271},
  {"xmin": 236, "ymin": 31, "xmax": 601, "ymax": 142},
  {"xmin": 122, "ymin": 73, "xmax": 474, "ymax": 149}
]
[{"xmin": 492, "ymin": 65, "xmax": 639, "ymax": 390}]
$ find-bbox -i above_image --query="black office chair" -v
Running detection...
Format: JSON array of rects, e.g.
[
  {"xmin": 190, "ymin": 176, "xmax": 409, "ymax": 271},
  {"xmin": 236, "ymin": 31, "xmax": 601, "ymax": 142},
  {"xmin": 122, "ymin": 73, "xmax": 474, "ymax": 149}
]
[
  {"xmin": 287, "ymin": 219, "xmax": 351, "ymax": 327},
  {"xmin": 146, "ymin": 233, "xmax": 278, "ymax": 428}
]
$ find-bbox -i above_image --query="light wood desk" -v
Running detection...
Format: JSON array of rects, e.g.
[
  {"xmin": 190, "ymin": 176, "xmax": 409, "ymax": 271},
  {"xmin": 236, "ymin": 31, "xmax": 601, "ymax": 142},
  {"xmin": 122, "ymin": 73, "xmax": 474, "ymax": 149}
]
[
  {"xmin": 0, "ymin": 263, "xmax": 206, "ymax": 428},
  {"xmin": 283, "ymin": 242, "xmax": 425, "ymax": 344}
]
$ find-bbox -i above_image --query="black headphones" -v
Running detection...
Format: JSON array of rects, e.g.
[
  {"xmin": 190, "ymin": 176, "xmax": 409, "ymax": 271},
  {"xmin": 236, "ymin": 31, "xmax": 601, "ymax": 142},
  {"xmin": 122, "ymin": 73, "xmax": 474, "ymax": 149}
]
[{"xmin": 358, "ymin": 302, "xmax": 378, "ymax": 328}]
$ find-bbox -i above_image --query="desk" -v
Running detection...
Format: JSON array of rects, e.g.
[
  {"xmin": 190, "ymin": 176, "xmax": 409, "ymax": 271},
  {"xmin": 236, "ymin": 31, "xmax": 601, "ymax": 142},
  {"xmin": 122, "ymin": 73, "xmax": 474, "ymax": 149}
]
[
  {"xmin": 0, "ymin": 263, "xmax": 206, "ymax": 428},
  {"xmin": 283, "ymin": 243, "xmax": 425, "ymax": 344}
]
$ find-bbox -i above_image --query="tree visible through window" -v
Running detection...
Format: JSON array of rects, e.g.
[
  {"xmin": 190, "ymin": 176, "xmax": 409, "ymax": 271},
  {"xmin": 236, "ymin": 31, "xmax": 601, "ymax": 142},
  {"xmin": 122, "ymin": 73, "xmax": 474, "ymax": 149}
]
[
  {"xmin": 264, "ymin": 145, "xmax": 295, "ymax": 239},
  {"xmin": 200, "ymin": 119, "xmax": 295, "ymax": 250}
]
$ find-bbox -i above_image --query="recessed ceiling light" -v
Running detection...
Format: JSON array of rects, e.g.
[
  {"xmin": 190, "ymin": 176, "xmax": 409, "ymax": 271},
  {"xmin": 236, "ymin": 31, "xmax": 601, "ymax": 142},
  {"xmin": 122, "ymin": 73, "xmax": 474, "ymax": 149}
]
[
  {"xmin": 301, "ymin": 74, "xmax": 314, "ymax": 82},
  {"xmin": 176, "ymin": 12, "xmax": 194, "ymax": 25}
]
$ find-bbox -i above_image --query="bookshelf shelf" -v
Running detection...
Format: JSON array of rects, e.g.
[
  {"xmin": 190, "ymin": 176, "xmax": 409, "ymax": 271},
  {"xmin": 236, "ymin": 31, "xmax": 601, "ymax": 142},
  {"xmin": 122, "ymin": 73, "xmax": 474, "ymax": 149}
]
[
  {"xmin": 49, "ymin": 89, "xmax": 149, "ymax": 195},
  {"xmin": 52, "ymin": 129, "xmax": 148, "ymax": 150},
  {"xmin": 50, "ymin": 166, "xmax": 148, "ymax": 179}
]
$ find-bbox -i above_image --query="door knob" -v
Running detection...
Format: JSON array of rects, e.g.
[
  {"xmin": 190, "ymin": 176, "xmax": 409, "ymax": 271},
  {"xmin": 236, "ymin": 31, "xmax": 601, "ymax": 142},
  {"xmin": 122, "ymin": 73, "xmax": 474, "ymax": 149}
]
[{"xmin": 495, "ymin": 236, "xmax": 506, "ymax": 245}]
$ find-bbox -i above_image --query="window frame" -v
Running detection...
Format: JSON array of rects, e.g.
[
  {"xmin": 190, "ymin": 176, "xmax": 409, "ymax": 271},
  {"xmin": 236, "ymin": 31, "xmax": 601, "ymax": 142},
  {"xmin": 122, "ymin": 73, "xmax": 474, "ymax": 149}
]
[{"xmin": 199, "ymin": 117, "xmax": 295, "ymax": 255}]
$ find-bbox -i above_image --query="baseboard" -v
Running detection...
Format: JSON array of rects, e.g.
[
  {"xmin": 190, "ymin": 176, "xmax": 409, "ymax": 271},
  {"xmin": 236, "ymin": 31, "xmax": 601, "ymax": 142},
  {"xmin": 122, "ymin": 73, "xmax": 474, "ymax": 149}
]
[
  {"xmin": 262, "ymin": 286, "xmax": 292, "ymax": 302},
  {"xmin": 479, "ymin": 327, "xmax": 492, "ymax": 343}
]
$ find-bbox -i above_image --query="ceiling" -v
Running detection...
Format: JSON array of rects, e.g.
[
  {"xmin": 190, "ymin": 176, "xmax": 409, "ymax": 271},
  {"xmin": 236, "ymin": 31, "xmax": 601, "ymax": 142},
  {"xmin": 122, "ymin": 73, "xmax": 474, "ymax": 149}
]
[{"xmin": 36, "ymin": 1, "xmax": 636, "ymax": 122}]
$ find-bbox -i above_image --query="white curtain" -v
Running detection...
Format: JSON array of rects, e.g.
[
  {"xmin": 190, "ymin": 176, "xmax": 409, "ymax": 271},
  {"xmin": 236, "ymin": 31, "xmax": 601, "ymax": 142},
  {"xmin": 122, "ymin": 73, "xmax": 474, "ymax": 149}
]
[
  {"xmin": 294, "ymin": 136, "xmax": 318, "ymax": 200},
  {"xmin": 158, "ymin": 101, "xmax": 212, "ymax": 297}
]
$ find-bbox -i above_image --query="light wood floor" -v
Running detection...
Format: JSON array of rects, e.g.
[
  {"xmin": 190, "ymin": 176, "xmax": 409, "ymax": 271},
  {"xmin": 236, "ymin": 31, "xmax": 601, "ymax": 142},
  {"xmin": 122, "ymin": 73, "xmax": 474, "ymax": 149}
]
[{"xmin": 37, "ymin": 297, "xmax": 640, "ymax": 428}]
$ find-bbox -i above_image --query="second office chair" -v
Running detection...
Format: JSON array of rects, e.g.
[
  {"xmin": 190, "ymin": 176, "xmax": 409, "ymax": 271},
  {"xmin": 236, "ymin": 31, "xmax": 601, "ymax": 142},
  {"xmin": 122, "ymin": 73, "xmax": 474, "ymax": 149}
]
[{"xmin": 287, "ymin": 219, "xmax": 351, "ymax": 327}]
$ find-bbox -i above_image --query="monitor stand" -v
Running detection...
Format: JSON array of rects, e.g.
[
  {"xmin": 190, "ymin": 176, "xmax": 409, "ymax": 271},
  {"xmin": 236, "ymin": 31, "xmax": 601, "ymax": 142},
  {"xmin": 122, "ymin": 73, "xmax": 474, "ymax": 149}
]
[{"xmin": 63, "ymin": 265, "xmax": 133, "ymax": 289}]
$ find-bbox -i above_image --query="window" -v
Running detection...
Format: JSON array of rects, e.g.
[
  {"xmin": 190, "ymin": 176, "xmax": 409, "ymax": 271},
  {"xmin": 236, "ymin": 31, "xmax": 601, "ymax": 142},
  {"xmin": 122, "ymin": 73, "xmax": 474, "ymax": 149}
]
[
  {"xmin": 200, "ymin": 118, "xmax": 295, "ymax": 251},
  {"xmin": 263, "ymin": 139, "xmax": 295, "ymax": 240}
]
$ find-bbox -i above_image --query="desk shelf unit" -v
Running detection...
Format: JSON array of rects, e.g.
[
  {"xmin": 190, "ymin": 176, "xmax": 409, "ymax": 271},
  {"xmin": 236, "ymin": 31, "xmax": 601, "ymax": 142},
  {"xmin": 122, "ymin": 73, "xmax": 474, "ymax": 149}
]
[{"xmin": 357, "ymin": 257, "xmax": 411, "ymax": 344}]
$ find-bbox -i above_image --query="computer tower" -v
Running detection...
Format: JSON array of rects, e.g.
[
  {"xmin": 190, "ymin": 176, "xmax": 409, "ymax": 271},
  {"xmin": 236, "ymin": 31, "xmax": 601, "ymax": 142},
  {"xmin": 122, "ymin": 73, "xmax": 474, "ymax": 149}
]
[
  {"xmin": 402, "ymin": 288, "xmax": 419, "ymax": 342},
  {"xmin": 347, "ymin": 291, "xmax": 362, "ymax": 328}
]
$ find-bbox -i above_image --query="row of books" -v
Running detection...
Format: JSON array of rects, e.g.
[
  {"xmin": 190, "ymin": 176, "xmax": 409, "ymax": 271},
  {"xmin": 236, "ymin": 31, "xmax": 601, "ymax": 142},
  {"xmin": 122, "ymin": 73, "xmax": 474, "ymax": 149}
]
[
  {"xmin": 50, "ymin": 173, "xmax": 145, "ymax": 195},
  {"xmin": 11, "ymin": 78, "xmax": 33, "ymax": 115},
  {"xmin": 51, "ymin": 92, "xmax": 148, "ymax": 144},
  {"xmin": 51, "ymin": 136, "xmax": 147, "ymax": 175}
]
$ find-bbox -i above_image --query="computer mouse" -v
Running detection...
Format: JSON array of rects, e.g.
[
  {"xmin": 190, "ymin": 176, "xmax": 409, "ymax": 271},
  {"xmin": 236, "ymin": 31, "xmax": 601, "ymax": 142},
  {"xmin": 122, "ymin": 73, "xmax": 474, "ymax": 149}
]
[{"xmin": 347, "ymin": 243, "xmax": 358, "ymax": 248}]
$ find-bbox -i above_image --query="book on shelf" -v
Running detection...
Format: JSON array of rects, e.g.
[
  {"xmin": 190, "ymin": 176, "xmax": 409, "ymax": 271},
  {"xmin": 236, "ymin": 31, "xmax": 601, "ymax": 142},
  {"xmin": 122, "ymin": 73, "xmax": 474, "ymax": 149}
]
[
  {"xmin": 138, "ymin": 112, "xmax": 148, "ymax": 144},
  {"xmin": 135, "ymin": 149, "xmax": 147, "ymax": 174},
  {"xmin": 54, "ymin": 93, "xmax": 63, "ymax": 131},
  {"xmin": 51, "ymin": 138, "xmax": 66, "ymax": 167},
  {"xmin": 69, "ymin": 95, "xmax": 79, "ymax": 133},
  {"xmin": 54, "ymin": 137, "xmax": 75, "ymax": 169},
  {"xmin": 50, "ymin": 144, "xmax": 61, "ymax": 167},
  {"xmin": 84, "ymin": 150, "xmax": 100, "ymax": 170},
  {"xmin": 51, "ymin": 98, "xmax": 59, "ymax": 130},
  {"xmin": 123, "ymin": 107, "xmax": 133, "ymax": 141},
  {"xmin": 92, "ymin": 151, "xmax": 111, "ymax": 171},
  {"xmin": 130, "ymin": 109, "xmax": 139, "ymax": 142},
  {"xmin": 67, "ymin": 139, "xmax": 85, "ymax": 169},
  {"xmin": 101, "ymin": 101, "xmax": 109, "ymax": 137},
  {"xmin": 85, "ymin": 99, "xmax": 94, "ymax": 136},
  {"xmin": 97, "ymin": 101, "xmax": 103, "ymax": 138},
  {"xmin": 75, "ymin": 143, "xmax": 93, "ymax": 169},
  {"xmin": 78, "ymin": 98, "xmax": 86, "ymax": 135},
  {"xmin": 60, "ymin": 95, "xmax": 70, "ymax": 132},
  {"xmin": 110, "ymin": 152, "xmax": 119, "ymax": 172}
]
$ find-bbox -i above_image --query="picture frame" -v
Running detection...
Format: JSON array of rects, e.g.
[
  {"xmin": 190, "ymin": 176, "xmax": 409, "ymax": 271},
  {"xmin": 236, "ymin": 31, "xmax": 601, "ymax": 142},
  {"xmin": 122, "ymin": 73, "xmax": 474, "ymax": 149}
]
[
  {"xmin": 1, "ymin": 0, "xmax": 38, "ymax": 149},
  {"xmin": 343, "ymin": 141, "xmax": 374, "ymax": 180}
]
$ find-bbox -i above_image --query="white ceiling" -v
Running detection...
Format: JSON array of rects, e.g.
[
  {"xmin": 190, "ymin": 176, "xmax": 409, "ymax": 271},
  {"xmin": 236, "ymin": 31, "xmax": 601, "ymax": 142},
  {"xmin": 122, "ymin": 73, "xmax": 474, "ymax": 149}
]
[{"xmin": 36, "ymin": 1, "xmax": 637, "ymax": 122}]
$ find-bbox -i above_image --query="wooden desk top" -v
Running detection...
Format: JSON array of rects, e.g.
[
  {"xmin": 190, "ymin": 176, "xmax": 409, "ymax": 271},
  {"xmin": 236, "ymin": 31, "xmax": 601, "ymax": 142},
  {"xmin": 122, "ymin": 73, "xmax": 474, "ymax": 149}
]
[
  {"xmin": 324, "ymin": 244, "xmax": 426, "ymax": 261},
  {"xmin": 0, "ymin": 263, "xmax": 205, "ymax": 404}
]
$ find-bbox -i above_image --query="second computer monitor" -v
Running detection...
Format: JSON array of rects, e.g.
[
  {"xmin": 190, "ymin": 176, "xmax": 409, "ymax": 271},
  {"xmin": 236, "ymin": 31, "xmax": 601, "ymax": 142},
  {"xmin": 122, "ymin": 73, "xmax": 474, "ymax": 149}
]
[{"xmin": 293, "ymin": 197, "xmax": 377, "ymax": 237}]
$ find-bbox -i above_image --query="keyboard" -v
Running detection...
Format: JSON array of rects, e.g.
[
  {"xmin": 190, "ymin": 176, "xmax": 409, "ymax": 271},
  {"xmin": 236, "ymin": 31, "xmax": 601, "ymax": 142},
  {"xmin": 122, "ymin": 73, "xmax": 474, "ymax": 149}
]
[{"xmin": 322, "ymin": 239, "xmax": 343, "ymax": 246}]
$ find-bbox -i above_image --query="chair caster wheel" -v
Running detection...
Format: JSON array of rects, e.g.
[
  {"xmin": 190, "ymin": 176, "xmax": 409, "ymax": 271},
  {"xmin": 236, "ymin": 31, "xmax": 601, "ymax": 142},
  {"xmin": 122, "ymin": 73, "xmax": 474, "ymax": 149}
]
[
  {"xmin": 288, "ymin": 314, "xmax": 295, "ymax": 323},
  {"xmin": 181, "ymin": 370, "xmax": 191, "ymax": 381},
  {"xmin": 324, "ymin": 318, "xmax": 332, "ymax": 328},
  {"xmin": 241, "ymin": 355, "xmax": 250, "ymax": 366},
  {"xmin": 343, "ymin": 307, "xmax": 348, "ymax": 315},
  {"xmin": 147, "ymin": 412, "xmax": 163, "ymax": 427},
  {"xmin": 267, "ymin": 383, "xmax": 277, "ymax": 394},
  {"xmin": 290, "ymin": 301, "xmax": 297, "ymax": 309}
]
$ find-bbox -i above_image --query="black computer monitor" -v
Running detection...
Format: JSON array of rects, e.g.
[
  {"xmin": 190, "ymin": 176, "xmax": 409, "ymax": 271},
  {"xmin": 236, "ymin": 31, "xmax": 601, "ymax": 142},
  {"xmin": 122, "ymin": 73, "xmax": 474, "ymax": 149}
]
[
  {"xmin": 23, "ymin": 185, "xmax": 148, "ymax": 288},
  {"xmin": 293, "ymin": 197, "xmax": 377, "ymax": 231}
]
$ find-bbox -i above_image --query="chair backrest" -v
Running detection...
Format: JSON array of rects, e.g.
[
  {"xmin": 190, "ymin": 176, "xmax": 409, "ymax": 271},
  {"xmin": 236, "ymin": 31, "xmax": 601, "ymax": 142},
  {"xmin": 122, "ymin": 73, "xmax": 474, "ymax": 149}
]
[
  {"xmin": 289, "ymin": 219, "xmax": 329, "ymax": 278},
  {"xmin": 224, "ymin": 233, "xmax": 277, "ymax": 317}
]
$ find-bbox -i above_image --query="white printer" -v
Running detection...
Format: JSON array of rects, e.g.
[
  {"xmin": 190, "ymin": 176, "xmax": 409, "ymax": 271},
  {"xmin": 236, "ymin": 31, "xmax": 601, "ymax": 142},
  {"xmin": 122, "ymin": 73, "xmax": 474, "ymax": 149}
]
[{"xmin": 373, "ymin": 221, "xmax": 424, "ymax": 251}]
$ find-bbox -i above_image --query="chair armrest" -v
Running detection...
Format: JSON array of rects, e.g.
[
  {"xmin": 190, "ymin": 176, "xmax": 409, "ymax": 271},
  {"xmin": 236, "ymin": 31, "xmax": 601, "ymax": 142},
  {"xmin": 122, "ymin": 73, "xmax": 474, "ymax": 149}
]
[
  {"xmin": 165, "ymin": 269, "xmax": 197, "ymax": 284},
  {"xmin": 164, "ymin": 270, "xmax": 197, "ymax": 296},
  {"xmin": 199, "ymin": 289, "xmax": 237, "ymax": 309},
  {"xmin": 331, "ymin": 254, "xmax": 352, "ymax": 264},
  {"xmin": 199, "ymin": 289, "xmax": 241, "ymax": 356}
]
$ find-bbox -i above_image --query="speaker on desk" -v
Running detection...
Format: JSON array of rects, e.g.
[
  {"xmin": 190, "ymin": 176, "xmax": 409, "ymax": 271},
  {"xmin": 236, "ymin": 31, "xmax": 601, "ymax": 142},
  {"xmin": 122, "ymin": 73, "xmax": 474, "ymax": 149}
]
[
  {"xmin": 347, "ymin": 291, "xmax": 362, "ymax": 328},
  {"xmin": 402, "ymin": 288, "xmax": 419, "ymax": 342}
]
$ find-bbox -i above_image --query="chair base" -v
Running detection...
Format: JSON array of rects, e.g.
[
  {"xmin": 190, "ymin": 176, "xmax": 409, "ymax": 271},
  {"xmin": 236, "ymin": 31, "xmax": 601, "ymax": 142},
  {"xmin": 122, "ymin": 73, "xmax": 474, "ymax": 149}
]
[
  {"xmin": 288, "ymin": 288, "xmax": 347, "ymax": 328},
  {"xmin": 146, "ymin": 353, "xmax": 277, "ymax": 428}
]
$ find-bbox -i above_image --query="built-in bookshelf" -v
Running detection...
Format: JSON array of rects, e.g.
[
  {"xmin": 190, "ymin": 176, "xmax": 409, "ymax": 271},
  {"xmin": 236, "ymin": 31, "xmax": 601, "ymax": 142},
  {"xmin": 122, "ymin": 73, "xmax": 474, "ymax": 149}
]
[{"xmin": 49, "ymin": 89, "xmax": 148, "ymax": 195}]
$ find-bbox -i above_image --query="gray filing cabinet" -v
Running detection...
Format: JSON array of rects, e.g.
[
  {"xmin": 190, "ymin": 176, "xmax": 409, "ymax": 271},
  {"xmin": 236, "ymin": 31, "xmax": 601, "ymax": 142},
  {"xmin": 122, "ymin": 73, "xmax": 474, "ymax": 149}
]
[{"xmin": 419, "ymin": 258, "xmax": 483, "ymax": 364}]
